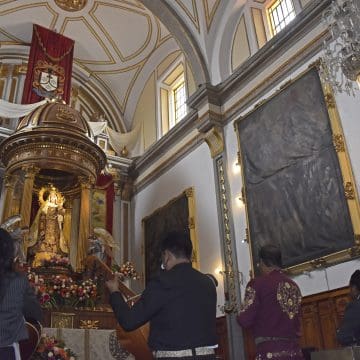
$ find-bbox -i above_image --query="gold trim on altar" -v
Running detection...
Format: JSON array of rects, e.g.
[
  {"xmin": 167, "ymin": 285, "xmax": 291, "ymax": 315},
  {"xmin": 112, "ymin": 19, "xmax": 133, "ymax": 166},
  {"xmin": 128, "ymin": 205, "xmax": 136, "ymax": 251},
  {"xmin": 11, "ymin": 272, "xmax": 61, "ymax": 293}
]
[{"xmin": 51, "ymin": 312, "xmax": 76, "ymax": 328}]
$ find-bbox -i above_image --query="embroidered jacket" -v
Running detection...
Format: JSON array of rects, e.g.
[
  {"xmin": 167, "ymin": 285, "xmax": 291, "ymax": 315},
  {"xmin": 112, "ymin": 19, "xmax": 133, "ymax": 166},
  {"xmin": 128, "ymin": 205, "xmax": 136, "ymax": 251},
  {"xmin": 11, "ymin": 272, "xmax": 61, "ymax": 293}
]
[
  {"xmin": 237, "ymin": 269, "xmax": 302, "ymax": 337},
  {"xmin": 237, "ymin": 270, "xmax": 303, "ymax": 359}
]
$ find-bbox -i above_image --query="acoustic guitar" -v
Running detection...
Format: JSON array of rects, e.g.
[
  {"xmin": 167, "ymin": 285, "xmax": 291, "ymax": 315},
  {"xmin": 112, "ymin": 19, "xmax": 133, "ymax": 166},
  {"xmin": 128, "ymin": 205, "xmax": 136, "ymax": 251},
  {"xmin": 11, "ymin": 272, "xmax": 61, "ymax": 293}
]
[{"xmin": 19, "ymin": 320, "xmax": 42, "ymax": 360}]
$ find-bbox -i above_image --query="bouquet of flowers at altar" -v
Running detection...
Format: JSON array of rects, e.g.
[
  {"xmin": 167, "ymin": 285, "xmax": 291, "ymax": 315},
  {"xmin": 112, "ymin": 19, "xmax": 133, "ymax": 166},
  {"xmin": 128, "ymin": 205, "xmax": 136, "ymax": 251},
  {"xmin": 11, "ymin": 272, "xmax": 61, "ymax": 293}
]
[
  {"xmin": 41, "ymin": 254, "xmax": 71, "ymax": 270},
  {"xmin": 111, "ymin": 261, "xmax": 140, "ymax": 280},
  {"xmin": 32, "ymin": 334, "xmax": 77, "ymax": 360},
  {"xmin": 28, "ymin": 271, "xmax": 100, "ymax": 309}
]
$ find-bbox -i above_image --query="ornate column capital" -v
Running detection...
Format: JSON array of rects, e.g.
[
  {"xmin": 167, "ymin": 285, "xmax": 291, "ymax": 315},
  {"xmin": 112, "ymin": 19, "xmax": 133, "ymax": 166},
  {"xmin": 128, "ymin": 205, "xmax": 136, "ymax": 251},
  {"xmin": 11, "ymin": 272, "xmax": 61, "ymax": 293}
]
[
  {"xmin": 22, "ymin": 165, "xmax": 40, "ymax": 180},
  {"xmin": 4, "ymin": 174, "xmax": 17, "ymax": 188},
  {"xmin": 78, "ymin": 176, "xmax": 93, "ymax": 190},
  {"xmin": 203, "ymin": 126, "xmax": 224, "ymax": 158},
  {"xmin": 114, "ymin": 175, "xmax": 134, "ymax": 201}
]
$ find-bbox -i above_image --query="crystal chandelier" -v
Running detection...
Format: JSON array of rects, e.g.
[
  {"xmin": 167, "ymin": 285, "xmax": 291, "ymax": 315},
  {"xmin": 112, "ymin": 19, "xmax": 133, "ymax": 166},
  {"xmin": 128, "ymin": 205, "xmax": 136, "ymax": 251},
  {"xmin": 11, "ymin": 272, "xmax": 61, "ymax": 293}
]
[{"xmin": 322, "ymin": 0, "xmax": 360, "ymax": 95}]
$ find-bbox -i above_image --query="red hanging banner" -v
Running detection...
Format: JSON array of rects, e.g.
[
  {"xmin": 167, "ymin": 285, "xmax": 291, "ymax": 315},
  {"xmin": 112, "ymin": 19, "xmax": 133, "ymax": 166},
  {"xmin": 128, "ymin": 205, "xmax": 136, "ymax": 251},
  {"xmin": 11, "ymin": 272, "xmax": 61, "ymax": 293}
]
[{"xmin": 22, "ymin": 24, "xmax": 74, "ymax": 104}]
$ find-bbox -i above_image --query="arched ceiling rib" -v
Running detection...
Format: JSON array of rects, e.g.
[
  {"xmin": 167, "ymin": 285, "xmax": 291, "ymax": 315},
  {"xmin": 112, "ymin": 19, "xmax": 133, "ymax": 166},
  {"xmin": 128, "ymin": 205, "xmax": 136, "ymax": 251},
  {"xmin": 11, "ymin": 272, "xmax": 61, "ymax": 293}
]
[{"xmin": 0, "ymin": 0, "xmax": 241, "ymax": 131}]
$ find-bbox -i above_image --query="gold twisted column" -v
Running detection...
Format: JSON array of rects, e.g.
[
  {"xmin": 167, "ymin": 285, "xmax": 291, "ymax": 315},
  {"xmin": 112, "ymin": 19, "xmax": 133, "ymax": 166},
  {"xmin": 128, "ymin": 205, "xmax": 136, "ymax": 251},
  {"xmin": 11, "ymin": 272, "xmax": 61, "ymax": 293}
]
[
  {"xmin": 20, "ymin": 166, "xmax": 39, "ymax": 228},
  {"xmin": 76, "ymin": 177, "xmax": 92, "ymax": 272},
  {"xmin": 1, "ymin": 174, "xmax": 18, "ymax": 222}
]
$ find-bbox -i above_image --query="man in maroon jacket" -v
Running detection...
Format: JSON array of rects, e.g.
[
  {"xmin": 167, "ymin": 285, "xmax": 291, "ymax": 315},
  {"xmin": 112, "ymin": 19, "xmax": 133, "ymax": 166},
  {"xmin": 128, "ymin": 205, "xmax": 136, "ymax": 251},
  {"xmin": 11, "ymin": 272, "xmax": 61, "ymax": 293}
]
[{"xmin": 237, "ymin": 244, "xmax": 304, "ymax": 360}]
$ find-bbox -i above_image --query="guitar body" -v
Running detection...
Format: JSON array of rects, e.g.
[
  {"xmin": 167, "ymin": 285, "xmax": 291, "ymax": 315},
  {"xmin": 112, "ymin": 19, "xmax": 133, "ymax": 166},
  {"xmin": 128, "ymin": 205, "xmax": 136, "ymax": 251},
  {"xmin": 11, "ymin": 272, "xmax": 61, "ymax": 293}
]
[{"xmin": 19, "ymin": 321, "xmax": 41, "ymax": 360}]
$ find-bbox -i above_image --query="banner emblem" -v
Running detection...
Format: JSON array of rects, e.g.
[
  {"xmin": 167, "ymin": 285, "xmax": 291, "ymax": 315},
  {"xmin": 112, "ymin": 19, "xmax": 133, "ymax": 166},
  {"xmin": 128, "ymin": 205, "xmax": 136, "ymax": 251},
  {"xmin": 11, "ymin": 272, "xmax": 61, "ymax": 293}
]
[{"xmin": 33, "ymin": 61, "xmax": 65, "ymax": 99}]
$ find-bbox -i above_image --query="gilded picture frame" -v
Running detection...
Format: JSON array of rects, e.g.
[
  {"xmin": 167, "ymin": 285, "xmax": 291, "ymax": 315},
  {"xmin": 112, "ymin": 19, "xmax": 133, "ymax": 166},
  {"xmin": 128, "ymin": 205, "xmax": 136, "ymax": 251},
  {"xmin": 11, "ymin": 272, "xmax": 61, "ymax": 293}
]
[
  {"xmin": 234, "ymin": 62, "xmax": 360, "ymax": 275},
  {"xmin": 141, "ymin": 187, "xmax": 199, "ymax": 284}
]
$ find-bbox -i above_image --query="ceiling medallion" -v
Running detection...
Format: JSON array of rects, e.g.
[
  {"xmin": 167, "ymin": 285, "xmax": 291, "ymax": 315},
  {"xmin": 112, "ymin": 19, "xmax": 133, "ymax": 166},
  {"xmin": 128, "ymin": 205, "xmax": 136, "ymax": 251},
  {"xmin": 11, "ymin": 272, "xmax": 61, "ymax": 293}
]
[{"xmin": 54, "ymin": 0, "xmax": 87, "ymax": 12}]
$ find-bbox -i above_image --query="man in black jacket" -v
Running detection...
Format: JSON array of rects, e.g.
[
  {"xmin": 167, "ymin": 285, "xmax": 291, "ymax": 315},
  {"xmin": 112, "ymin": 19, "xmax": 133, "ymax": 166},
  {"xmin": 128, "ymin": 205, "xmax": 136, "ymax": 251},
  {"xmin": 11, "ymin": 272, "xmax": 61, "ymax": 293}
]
[
  {"xmin": 106, "ymin": 231, "xmax": 217, "ymax": 359},
  {"xmin": 337, "ymin": 270, "xmax": 360, "ymax": 346}
]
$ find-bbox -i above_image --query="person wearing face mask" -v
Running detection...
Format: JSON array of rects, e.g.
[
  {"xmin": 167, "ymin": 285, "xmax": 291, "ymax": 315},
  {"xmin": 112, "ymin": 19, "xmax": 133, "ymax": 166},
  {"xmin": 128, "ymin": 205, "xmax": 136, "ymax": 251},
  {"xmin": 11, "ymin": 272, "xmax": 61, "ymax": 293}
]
[
  {"xmin": 337, "ymin": 270, "xmax": 360, "ymax": 346},
  {"xmin": 106, "ymin": 230, "xmax": 218, "ymax": 359}
]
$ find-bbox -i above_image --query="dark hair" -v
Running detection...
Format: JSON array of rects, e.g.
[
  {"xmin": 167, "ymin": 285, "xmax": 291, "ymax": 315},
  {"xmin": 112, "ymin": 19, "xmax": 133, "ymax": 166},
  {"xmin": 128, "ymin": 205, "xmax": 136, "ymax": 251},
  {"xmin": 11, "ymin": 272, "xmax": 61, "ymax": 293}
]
[
  {"xmin": 161, "ymin": 231, "xmax": 193, "ymax": 259},
  {"xmin": 259, "ymin": 244, "xmax": 282, "ymax": 268},
  {"xmin": 0, "ymin": 228, "xmax": 15, "ymax": 301},
  {"xmin": 350, "ymin": 270, "xmax": 360, "ymax": 291}
]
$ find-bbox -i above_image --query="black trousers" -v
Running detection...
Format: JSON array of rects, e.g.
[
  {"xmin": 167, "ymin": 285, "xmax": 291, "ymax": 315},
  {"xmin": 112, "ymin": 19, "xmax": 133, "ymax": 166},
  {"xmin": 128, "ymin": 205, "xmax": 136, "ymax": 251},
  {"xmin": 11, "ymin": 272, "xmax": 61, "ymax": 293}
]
[{"xmin": 0, "ymin": 346, "xmax": 16, "ymax": 360}]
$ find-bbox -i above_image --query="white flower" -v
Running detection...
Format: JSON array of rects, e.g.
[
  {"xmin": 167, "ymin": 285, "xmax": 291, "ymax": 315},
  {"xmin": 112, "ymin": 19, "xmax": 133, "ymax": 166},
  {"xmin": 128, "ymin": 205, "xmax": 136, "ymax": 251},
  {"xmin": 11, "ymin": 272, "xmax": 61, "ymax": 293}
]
[{"xmin": 48, "ymin": 351, "xmax": 54, "ymax": 357}]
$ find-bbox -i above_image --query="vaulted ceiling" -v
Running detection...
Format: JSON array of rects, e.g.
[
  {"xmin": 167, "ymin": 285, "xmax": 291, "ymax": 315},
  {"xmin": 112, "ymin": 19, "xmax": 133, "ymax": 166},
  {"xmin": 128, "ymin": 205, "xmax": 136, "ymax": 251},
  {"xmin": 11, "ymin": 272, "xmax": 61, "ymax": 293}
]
[{"xmin": 0, "ymin": 0, "xmax": 245, "ymax": 131}]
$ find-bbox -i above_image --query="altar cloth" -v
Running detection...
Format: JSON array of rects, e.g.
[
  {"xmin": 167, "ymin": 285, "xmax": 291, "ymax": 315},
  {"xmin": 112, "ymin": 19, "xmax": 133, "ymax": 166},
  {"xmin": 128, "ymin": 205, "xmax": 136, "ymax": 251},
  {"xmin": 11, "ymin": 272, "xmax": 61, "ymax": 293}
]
[{"xmin": 43, "ymin": 327, "xmax": 135, "ymax": 360}]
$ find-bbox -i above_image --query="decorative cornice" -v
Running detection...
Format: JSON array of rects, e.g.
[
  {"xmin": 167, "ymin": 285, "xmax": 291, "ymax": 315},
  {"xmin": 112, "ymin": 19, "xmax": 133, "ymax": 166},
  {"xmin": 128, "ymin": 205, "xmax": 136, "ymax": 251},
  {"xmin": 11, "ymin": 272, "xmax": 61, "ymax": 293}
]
[
  {"xmin": 187, "ymin": 82, "xmax": 221, "ymax": 110},
  {"xmin": 197, "ymin": 110, "xmax": 223, "ymax": 134}
]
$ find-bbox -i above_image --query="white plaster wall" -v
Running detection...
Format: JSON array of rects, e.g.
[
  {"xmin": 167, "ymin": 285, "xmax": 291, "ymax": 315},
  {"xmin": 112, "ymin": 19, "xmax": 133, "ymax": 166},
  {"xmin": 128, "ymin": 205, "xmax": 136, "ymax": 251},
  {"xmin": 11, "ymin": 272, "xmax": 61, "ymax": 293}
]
[
  {"xmin": 132, "ymin": 143, "xmax": 225, "ymax": 316},
  {"xmin": 224, "ymin": 51, "xmax": 360, "ymax": 299}
]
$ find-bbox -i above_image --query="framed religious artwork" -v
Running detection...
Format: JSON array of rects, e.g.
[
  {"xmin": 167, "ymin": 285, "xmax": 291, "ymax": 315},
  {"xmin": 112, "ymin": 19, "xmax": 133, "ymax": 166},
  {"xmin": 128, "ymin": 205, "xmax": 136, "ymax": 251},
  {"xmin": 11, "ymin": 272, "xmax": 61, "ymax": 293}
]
[
  {"xmin": 91, "ymin": 189, "xmax": 106, "ymax": 229},
  {"xmin": 234, "ymin": 62, "xmax": 360, "ymax": 275},
  {"xmin": 142, "ymin": 188, "xmax": 199, "ymax": 284}
]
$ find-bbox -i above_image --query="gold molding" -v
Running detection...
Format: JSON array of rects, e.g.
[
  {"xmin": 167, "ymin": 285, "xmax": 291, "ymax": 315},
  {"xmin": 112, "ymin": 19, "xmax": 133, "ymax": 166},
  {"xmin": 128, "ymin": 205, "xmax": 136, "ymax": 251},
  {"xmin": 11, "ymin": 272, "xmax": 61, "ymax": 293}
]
[
  {"xmin": 90, "ymin": 1, "xmax": 153, "ymax": 63},
  {"xmin": 51, "ymin": 312, "xmax": 75, "ymax": 328},
  {"xmin": 0, "ymin": 3, "xmax": 59, "ymax": 31},
  {"xmin": 216, "ymin": 157, "xmax": 239, "ymax": 313},
  {"xmin": 231, "ymin": 14, "xmax": 251, "ymax": 72},
  {"xmin": 174, "ymin": 0, "xmax": 200, "ymax": 33},
  {"xmin": 59, "ymin": 16, "xmax": 115, "ymax": 65},
  {"xmin": 202, "ymin": 0, "xmax": 221, "ymax": 32},
  {"xmin": 235, "ymin": 64, "xmax": 360, "ymax": 275},
  {"xmin": 155, "ymin": 17, "xmax": 172, "ymax": 47},
  {"xmin": 333, "ymin": 134, "xmax": 345, "ymax": 152},
  {"xmin": 92, "ymin": 64, "xmax": 143, "ymax": 113},
  {"xmin": 79, "ymin": 320, "xmax": 100, "ymax": 329},
  {"xmin": 344, "ymin": 182, "xmax": 355, "ymax": 200},
  {"xmin": 55, "ymin": 0, "xmax": 87, "ymax": 12}
]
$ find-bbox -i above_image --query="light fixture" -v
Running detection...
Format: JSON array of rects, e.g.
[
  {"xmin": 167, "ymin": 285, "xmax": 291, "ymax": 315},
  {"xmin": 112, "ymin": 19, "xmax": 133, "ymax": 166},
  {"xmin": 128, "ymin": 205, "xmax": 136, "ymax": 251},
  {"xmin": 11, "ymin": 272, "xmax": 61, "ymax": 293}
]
[
  {"xmin": 322, "ymin": 0, "xmax": 360, "ymax": 95},
  {"xmin": 236, "ymin": 196, "xmax": 245, "ymax": 208},
  {"xmin": 232, "ymin": 160, "xmax": 241, "ymax": 175}
]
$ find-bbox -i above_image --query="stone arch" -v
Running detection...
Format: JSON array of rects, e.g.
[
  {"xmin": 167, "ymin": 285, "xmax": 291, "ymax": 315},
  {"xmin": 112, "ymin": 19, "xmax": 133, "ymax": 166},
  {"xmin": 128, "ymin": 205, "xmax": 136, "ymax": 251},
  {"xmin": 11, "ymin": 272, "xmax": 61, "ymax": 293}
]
[{"xmin": 138, "ymin": 0, "xmax": 210, "ymax": 86}]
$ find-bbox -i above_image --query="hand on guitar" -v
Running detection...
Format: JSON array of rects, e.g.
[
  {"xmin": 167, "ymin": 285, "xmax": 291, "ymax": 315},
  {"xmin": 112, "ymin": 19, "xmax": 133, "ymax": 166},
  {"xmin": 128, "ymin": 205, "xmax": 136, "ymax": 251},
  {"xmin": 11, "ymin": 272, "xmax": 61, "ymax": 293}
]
[{"xmin": 106, "ymin": 273, "xmax": 124, "ymax": 293}]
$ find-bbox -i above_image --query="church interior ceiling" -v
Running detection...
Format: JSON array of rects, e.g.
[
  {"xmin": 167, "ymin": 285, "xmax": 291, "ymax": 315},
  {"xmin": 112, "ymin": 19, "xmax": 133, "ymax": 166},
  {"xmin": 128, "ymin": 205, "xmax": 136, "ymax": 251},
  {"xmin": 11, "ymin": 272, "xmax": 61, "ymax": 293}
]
[{"xmin": 0, "ymin": 0, "xmax": 232, "ymax": 132}]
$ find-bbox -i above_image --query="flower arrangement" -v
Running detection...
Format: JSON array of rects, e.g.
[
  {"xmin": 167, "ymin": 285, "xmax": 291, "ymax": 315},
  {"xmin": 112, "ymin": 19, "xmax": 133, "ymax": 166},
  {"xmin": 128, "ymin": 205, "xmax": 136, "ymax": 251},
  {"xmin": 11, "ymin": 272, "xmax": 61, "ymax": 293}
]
[
  {"xmin": 41, "ymin": 255, "xmax": 71, "ymax": 270},
  {"xmin": 32, "ymin": 334, "xmax": 77, "ymax": 360},
  {"xmin": 111, "ymin": 261, "xmax": 140, "ymax": 280},
  {"xmin": 28, "ymin": 271, "xmax": 99, "ymax": 309}
]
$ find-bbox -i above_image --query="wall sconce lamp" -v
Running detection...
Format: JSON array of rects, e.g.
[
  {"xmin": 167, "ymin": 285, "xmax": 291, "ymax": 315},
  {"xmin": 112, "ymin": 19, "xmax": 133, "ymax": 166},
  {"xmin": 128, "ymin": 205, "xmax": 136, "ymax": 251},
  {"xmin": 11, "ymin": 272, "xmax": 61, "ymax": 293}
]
[
  {"xmin": 241, "ymin": 228, "xmax": 249, "ymax": 244},
  {"xmin": 232, "ymin": 160, "xmax": 241, "ymax": 175},
  {"xmin": 236, "ymin": 196, "xmax": 245, "ymax": 208}
]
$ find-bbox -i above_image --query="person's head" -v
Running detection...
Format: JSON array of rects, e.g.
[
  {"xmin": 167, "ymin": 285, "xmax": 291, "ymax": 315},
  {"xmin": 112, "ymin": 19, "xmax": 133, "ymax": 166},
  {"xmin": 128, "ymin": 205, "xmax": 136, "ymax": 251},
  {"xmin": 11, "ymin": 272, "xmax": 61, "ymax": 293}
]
[
  {"xmin": 0, "ymin": 228, "xmax": 15, "ymax": 275},
  {"xmin": 258, "ymin": 243, "xmax": 282, "ymax": 274},
  {"xmin": 349, "ymin": 270, "xmax": 360, "ymax": 300},
  {"xmin": 160, "ymin": 231, "xmax": 192, "ymax": 271}
]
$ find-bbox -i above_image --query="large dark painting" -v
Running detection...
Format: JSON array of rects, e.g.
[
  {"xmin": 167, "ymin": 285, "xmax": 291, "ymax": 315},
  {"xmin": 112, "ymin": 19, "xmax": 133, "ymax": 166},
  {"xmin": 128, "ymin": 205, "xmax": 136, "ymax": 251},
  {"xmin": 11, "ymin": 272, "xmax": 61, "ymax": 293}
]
[
  {"xmin": 142, "ymin": 189, "xmax": 197, "ymax": 283},
  {"xmin": 236, "ymin": 68, "xmax": 354, "ymax": 271}
]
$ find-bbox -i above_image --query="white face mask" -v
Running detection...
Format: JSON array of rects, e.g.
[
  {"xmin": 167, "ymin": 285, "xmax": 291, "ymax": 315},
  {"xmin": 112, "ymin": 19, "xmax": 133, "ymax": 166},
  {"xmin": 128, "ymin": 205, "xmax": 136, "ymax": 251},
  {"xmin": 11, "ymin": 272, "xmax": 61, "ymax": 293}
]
[{"xmin": 160, "ymin": 263, "xmax": 165, "ymax": 270}]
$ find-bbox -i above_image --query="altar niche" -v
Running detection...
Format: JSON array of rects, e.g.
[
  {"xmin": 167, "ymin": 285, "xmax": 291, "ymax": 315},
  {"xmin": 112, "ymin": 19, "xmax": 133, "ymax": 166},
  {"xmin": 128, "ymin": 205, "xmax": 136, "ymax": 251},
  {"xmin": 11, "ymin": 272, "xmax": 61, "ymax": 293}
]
[
  {"xmin": 0, "ymin": 100, "xmax": 106, "ymax": 272},
  {"xmin": 28, "ymin": 186, "xmax": 69, "ymax": 268}
]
